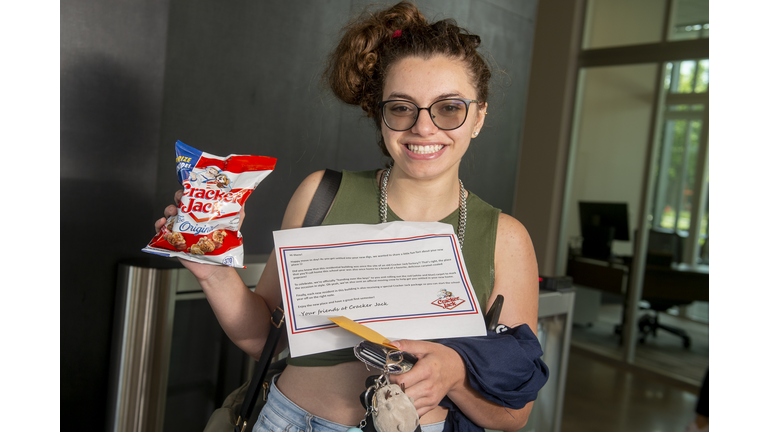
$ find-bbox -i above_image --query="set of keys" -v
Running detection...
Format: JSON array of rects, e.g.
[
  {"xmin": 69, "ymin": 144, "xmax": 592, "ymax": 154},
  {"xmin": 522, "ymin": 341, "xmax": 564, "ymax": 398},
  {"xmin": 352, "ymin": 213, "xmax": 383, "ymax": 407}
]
[{"xmin": 347, "ymin": 350, "xmax": 421, "ymax": 432}]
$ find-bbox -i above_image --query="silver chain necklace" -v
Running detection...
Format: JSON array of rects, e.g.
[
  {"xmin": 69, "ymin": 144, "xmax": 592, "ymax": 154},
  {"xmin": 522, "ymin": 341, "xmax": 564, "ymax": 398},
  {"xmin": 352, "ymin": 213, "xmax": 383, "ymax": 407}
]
[{"xmin": 379, "ymin": 166, "xmax": 467, "ymax": 248}]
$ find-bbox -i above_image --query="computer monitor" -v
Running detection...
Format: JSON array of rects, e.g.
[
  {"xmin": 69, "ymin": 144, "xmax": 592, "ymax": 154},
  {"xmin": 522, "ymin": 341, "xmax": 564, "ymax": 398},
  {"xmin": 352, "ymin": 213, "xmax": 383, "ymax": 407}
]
[{"xmin": 578, "ymin": 202, "xmax": 630, "ymax": 259}]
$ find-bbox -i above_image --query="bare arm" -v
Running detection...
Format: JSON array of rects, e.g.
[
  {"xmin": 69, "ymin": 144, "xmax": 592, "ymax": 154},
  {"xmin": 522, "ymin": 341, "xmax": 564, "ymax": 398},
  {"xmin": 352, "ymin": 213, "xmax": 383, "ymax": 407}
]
[
  {"xmin": 155, "ymin": 170, "xmax": 328, "ymax": 359},
  {"xmin": 390, "ymin": 213, "xmax": 540, "ymax": 432}
]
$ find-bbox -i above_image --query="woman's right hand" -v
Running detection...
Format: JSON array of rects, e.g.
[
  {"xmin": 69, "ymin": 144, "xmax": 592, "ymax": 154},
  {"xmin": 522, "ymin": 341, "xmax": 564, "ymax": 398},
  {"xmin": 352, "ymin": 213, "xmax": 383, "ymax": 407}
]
[{"xmin": 153, "ymin": 189, "xmax": 243, "ymax": 282}]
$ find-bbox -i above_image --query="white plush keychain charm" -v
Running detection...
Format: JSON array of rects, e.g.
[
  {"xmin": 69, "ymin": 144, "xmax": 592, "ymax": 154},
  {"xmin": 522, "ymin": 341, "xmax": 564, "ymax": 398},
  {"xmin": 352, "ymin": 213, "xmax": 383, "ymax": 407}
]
[
  {"xmin": 372, "ymin": 383, "xmax": 420, "ymax": 432},
  {"xmin": 349, "ymin": 375, "xmax": 421, "ymax": 432}
]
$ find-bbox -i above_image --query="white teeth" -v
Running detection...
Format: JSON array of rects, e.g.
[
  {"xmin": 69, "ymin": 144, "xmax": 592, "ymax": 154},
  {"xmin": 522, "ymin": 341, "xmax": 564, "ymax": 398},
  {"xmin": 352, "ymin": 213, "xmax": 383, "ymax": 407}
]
[{"xmin": 407, "ymin": 144, "xmax": 444, "ymax": 154}]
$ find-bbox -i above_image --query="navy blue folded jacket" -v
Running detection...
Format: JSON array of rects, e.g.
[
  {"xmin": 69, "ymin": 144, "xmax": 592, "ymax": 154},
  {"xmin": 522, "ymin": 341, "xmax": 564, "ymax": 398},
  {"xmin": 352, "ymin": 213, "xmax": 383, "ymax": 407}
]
[{"xmin": 435, "ymin": 324, "xmax": 549, "ymax": 432}]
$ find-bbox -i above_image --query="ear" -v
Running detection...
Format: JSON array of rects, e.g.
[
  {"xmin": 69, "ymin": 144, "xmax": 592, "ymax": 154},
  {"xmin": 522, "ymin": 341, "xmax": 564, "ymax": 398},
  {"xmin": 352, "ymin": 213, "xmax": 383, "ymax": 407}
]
[{"xmin": 472, "ymin": 102, "xmax": 488, "ymax": 137}]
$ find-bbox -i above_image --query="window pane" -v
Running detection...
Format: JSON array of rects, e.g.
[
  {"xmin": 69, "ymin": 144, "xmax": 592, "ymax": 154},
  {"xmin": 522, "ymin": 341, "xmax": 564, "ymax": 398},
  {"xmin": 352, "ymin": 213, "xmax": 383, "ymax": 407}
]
[
  {"xmin": 679, "ymin": 61, "xmax": 697, "ymax": 93},
  {"xmin": 653, "ymin": 119, "xmax": 688, "ymax": 230},
  {"xmin": 669, "ymin": 0, "xmax": 709, "ymax": 41},
  {"xmin": 666, "ymin": 60, "xmax": 708, "ymax": 94},
  {"xmin": 583, "ymin": 0, "xmax": 666, "ymax": 49},
  {"xmin": 676, "ymin": 120, "xmax": 702, "ymax": 232},
  {"xmin": 651, "ymin": 111, "xmax": 704, "ymax": 234},
  {"xmin": 695, "ymin": 59, "xmax": 709, "ymax": 92}
]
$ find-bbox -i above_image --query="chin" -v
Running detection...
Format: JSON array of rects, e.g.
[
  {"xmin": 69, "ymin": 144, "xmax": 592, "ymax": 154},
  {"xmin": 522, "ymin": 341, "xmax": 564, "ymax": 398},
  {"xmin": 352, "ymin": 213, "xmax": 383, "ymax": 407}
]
[{"xmin": 397, "ymin": 161, "xmax": 459, "ymax": 181}]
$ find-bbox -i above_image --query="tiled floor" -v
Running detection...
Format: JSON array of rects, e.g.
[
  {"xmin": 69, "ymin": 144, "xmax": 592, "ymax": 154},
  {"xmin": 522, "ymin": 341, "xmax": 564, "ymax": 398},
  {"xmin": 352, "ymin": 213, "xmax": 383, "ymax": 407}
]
[
  {"xmin": 570, "ymin": 300, "xmax": 709, "ymax": 387},
  {"xmin": 561, "ymin": 349, "xmax": 702, "ymax": 432},
  {"xmin": 560, "ymin": 300, "xmax": 709, "ymax": 432}
]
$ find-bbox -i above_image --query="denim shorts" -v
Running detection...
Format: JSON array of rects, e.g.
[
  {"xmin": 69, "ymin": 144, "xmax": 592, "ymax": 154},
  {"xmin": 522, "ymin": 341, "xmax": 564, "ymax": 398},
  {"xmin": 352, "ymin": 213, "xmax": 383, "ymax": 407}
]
[{"xmin": 254, "ymin": 374, "xmax": 445, "ymax": 432}]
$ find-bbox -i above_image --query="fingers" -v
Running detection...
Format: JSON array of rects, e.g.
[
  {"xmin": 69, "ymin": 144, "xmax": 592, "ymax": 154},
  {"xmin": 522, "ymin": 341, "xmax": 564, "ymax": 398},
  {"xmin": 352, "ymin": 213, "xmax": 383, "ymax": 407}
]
[
  {"xmin": 390, "ymin": 358, "xmax": 435, "ymax": 391},
  {"xmin": 389, "ymin": 359, "xmax": 437, "ymax": 414},
  {"xmin": 392, "ymin": 374, "xmax": 441, "ymax": 417},
  {"xmin": 155, "ymin": 202, "xmax": 179, "ymax": 234},
  {"xmin": 390, "ymin": 339, "xmax": 426, "ymax": 357},
  {"xmin": 154, "ymin": 217, "xmax": 166, "ymax": 233},
  {"xmin": 164, "ymin": 204, "xmax": 178, "ymax": 219},
  {"xmin": 174, "ymin": 189, "xmax": 184, "ymax": 206}
]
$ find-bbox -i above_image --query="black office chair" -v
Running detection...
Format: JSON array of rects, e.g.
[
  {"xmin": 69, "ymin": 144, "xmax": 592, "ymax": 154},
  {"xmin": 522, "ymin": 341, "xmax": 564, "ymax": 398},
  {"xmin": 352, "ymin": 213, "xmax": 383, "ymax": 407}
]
[{"xmin": 637, "ymin": 229, "xmax": 692, "ymax": 348}]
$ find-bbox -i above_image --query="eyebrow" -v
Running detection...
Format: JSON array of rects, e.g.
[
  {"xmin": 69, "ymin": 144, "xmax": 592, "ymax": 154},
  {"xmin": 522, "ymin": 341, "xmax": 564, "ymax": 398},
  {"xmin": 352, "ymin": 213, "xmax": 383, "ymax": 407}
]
[{"xmin": 386, "ymin": 92, "xmax": 465, "ymax": 103}]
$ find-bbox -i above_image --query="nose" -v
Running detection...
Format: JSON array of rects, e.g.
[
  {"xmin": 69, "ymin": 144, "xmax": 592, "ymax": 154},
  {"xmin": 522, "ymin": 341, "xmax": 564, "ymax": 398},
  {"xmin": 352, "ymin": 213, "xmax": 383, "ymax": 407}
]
[{"xmin": 410, "ymin": 107, "xmax": 438, "ymax": 135}]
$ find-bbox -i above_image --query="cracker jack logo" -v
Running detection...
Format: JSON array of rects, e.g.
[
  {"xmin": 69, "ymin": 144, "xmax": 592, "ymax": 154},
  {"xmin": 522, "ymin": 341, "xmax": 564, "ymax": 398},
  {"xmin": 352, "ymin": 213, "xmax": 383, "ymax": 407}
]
[{"xmin": 431, "ymin": 289, "xmax": 465, "ymax": 310}]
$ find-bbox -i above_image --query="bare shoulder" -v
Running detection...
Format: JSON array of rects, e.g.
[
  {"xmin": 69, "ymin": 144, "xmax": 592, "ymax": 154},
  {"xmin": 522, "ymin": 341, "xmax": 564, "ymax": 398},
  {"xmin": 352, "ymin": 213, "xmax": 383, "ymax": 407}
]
[
  {"xmin": 494, "ymin": 212, "xmax": 537, "ymax": 286},
  {"xmin": 495, "ymin": 213, "xmax": 536, "ymax": 258},
  {"xmin": 281, "ymin": 170, "xmax": 328, "ymax": 230},
  {"xmin": 491, "ymin": 213, "xmax": 539, "ymax": 329}
]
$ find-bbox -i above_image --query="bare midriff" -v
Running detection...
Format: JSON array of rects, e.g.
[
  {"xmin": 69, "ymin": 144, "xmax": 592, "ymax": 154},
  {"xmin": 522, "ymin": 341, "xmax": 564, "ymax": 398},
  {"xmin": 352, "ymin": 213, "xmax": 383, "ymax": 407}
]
[{"xmin": 276, "ymin": 362, "xmax": 449, "ymax": 426}]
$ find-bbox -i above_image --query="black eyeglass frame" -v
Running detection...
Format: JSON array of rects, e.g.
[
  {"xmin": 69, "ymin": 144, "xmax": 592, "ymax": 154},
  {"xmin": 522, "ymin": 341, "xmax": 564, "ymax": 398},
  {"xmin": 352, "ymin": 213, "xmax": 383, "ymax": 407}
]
[{"xmin": 378, "ymin": 98, "xmax": 480, "ymax": 132}]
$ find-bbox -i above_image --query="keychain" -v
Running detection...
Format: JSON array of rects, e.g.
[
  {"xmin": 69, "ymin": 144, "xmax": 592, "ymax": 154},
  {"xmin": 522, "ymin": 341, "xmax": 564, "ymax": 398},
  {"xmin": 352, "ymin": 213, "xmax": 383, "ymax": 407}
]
[
  {"xmin": 348, "ymin": 374, "xmax": 385, "ymax": 432},
  {"xmin": 348, "ymin": 355, "xmax": 421, "ymax": 432}
]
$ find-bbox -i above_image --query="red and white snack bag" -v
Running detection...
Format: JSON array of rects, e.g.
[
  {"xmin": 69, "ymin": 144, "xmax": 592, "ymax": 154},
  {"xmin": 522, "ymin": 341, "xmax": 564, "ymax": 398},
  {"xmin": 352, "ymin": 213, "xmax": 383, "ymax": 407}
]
[{"xmin": 143, "ymin": 140, "xmax": 277, "ymax": 268}]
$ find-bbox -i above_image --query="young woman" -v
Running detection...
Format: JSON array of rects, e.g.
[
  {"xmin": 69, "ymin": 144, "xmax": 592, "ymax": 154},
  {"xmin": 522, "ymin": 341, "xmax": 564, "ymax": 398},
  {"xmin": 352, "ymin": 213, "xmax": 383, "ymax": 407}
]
[{"xmin": 156, "ymin": 2, "xmax": 542, "ymax": 431}]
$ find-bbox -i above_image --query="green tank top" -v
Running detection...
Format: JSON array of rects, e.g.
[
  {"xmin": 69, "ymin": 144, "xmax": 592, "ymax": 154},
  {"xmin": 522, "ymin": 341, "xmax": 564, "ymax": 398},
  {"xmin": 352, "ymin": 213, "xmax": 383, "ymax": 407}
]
[{"xmin": 286, "ymin": 170, "xmax": 500, "ymax": 367}]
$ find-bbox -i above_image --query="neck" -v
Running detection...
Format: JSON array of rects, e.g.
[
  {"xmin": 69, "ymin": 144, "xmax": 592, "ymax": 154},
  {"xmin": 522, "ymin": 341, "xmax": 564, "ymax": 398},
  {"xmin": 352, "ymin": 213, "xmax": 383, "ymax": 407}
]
[{"xmin": 382, "ymin": 165, "xmax": 462, "ymax": 222}]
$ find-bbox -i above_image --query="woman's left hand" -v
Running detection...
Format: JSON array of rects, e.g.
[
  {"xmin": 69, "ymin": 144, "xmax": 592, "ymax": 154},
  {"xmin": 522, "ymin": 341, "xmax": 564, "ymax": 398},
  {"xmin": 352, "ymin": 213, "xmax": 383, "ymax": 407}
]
[{"xmin": 387, "ymin": 339, "xmax": 466, "ymax": 417}]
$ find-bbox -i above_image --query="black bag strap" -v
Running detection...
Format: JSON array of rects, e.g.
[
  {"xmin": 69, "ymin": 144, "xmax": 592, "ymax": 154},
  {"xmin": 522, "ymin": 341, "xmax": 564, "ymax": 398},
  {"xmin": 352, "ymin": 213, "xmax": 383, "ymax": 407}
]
[
  {"xmin": 303, "ymin": 169, "xmax": 342, "ymax": 227},
  {"xmin": 236, "ymin": 169, "xmax": 341, "ymax": 432}
]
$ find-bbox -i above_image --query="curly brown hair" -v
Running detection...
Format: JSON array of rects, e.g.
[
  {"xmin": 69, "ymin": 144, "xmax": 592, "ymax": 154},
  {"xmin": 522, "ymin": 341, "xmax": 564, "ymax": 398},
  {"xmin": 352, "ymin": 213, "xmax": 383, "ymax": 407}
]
[{"xmin": 324, "ymin": 1, "xmax": 491, "ymax": 157}]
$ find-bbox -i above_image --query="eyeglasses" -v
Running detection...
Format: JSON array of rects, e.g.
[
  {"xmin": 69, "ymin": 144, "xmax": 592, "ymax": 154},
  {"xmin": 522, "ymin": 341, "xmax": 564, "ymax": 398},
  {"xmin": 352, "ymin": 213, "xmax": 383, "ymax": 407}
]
[{"xmin": 378, "ymin": 98, "xmax": 479, "ymax": 131}]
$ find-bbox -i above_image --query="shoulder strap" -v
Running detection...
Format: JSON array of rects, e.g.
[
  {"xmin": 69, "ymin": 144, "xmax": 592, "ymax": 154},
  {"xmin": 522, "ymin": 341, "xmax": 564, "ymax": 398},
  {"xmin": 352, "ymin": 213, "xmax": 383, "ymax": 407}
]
[
  {"xmin": 236, "ymin": 169, "xmax": 342, "ymax": 432},
  {"xmin": 303, "ymin": 169, "xmax": 342, "ymax": 227}
]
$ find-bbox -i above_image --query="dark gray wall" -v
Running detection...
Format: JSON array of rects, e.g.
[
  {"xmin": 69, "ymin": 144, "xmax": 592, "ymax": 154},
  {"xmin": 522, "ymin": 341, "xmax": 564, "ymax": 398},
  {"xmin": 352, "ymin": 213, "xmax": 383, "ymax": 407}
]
[
  {"xmin": 61, "ymin": 0, "xmax": 537, "ymax": 428},
  {"xmin": 61, "ymin": 0, "xmax": 171, "ymax": 428}
]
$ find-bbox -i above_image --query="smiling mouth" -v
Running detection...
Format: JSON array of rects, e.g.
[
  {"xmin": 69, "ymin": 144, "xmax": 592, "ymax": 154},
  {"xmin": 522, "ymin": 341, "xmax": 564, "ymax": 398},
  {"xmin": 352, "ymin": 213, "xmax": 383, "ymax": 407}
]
[{"xmin": 407, "ymin": 144, "xmax": 445, "ymax": 154}]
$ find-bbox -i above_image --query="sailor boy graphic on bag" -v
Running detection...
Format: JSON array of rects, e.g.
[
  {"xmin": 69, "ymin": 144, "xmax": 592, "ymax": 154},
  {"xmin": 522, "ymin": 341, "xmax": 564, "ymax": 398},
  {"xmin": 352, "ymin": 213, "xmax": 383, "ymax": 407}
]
[{"xmin": 189, "ymin": 165, "xmax": 231, "ymax": 192}]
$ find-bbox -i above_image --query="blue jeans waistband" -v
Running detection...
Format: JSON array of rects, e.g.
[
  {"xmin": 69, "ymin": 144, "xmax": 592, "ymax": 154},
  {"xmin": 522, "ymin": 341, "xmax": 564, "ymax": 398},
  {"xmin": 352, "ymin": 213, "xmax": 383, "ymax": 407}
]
[{"xmin": 254, "ymin": 374, "xmax": 445, "ymax": 432}]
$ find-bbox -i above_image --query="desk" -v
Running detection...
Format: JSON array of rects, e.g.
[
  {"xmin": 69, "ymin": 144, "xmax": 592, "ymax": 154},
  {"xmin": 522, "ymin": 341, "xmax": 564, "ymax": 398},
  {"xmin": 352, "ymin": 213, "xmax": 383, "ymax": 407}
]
[
  {"xmin": 643, "ymin": 263, "xmax": 709, "ymax": 302},
  {"xmin": 566, "ymin": 254, "xmax": 708, "ymax": 342},
  {"xmin": 567, "ymin": 254, "xmax": 708, "ymax": 302},
  {"xmin": 566, "ymin": 256, "xmax": 627, "ymax": 296}
]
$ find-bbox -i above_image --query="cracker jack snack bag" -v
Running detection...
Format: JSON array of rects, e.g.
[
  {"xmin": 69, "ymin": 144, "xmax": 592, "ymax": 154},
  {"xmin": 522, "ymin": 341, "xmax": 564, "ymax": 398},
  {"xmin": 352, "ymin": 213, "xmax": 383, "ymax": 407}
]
[{"xmin": 143, "ymin": 140, "xmax": 277, "ymax": 268}]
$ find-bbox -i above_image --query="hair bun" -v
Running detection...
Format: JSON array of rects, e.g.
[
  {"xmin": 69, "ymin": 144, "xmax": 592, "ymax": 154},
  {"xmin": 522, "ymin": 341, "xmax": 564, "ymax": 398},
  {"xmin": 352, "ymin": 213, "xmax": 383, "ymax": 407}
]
[{"xmin": 466, "ymin": 34, "xmax": 481, "ymax": 48}]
